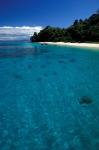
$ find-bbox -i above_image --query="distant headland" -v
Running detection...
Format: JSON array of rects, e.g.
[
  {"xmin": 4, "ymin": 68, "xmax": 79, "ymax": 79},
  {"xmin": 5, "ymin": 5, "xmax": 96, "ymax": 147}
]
[{"xmin": 30, "ymin": 10, "xmax": 99, "ymax": 43}]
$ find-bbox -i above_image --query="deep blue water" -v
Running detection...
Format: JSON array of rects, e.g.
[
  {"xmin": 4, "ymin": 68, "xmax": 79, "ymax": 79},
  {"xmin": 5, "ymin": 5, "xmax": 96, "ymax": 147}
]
[{"xmin": 0, "ymin": 41, "xmax": 99, "ymax": 150}]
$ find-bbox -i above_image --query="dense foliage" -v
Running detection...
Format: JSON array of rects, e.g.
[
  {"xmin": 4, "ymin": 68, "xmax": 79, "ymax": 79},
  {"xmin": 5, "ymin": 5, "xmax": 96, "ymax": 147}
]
[{"xmin": 31, "ymin": 11, "xmax": 99, "ymax": 42}]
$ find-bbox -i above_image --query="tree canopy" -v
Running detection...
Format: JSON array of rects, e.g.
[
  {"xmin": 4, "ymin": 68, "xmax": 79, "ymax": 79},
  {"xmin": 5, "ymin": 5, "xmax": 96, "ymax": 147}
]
[{"xmin": 31, "ymin": 11, "xmax": 99, "ymax": 43}]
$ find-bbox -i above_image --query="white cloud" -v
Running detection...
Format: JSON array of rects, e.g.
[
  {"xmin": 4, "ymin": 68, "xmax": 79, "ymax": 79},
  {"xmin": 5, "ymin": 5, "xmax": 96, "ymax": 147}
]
[{"xmin": 0, "ymin": 26, "xmax": 43, "ymax": 40}]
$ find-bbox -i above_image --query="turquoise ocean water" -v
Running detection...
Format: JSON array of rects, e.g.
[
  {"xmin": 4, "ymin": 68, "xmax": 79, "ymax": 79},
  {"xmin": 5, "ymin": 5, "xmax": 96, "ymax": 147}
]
[{"xmin": 0, "ymin": 41, "xmax": 99, "ymax": 150}]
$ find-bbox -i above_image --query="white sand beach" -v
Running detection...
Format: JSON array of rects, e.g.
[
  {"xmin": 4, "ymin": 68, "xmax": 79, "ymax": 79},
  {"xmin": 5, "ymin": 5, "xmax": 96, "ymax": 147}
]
[{"xmin": 40, "ymin": 42, "xmax": 99, "ymax": 49}]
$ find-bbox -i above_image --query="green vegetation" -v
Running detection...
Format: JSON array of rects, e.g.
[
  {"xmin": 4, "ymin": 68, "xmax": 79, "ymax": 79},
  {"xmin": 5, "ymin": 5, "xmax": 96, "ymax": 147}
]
[{"xmin": 31, "ymin": 11, "xmax": 99, "ymax": 42}]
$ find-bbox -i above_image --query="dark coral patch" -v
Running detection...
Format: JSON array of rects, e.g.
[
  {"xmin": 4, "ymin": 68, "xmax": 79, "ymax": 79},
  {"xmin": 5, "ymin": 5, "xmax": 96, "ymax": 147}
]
[
  {"xmin": 52, "ymin": 71, "xmax": 57, "ymax": 76},
  {"xmin": 43, "ymin": 73, "xmax": 48, "ymax": 77},
  {"xmin": 46, "ymin": 133, "xmax": 58, "ymax": 149},
  {"xmin": 36, "ymin": 77, "xmax": 42, "ymax": 82},
  {"xmin": 46, "ymin": 61, "xmax": 51, "ymax": 65},
  {"xmin": 46, "ymin": 55, "xmax": 51, "ymax": 59},
  {"xmin": 59, "ymin": 54, "xmax": 68, "ymax": 59},
  {"xmin": 41, "ymin": 64, "xmax": 46, "ymax": 69},
  {"xmin": 58, "ymin": 60, "xmax": 65, "ymax": 64},
  {"xmin": 12, "ymin": 73, "xmax": 23, "ymax": 80},
  {"xmin": 79, "ymin": 96, "xmax": 93, "ymax": 105},
  {"xmin": 87, "ymin": 66, "xmax": 90, "ymax": 69},
  {"xmin": 28, "ymin": 64, "xmax": 32, "ymax": 69},
  {"xmin": 69, "ymin": 58, "xmax": 76, "ymax": 63},
  {"xmin": 40, "ymin": 48, "xmax": 49, "ymax": 54}
]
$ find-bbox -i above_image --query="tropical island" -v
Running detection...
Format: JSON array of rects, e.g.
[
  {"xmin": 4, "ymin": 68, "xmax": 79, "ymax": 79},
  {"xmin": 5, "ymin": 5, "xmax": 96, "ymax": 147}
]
[{"xmin": 31, "ymin": 11, "xmax": 99, "ymax": 45}]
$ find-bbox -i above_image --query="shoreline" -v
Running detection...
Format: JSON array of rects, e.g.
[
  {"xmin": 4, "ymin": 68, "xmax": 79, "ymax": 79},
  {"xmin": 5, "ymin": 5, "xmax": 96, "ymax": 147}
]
[{"xmin": 39, "ymin": 42, "xmax": 99, "ymax": 49}]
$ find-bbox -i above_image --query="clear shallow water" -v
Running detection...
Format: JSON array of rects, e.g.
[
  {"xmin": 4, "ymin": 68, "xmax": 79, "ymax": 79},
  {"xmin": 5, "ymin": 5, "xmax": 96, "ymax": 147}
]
[{"xmin": 0, "ymin": 41, "xmax": 99, "ymax": 150}]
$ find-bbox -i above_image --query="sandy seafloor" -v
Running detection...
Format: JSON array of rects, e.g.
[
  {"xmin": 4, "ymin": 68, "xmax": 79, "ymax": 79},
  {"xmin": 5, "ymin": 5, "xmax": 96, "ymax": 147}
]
[{"xmin": 0, "ymin": 41, "xmax": 99, "ymax": 150}]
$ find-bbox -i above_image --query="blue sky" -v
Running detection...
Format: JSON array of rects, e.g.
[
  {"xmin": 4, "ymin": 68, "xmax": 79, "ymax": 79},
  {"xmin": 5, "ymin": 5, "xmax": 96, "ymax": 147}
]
[{"xmin": 0, "ymin": 0, "xmax": 99, "ymax": 27}]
